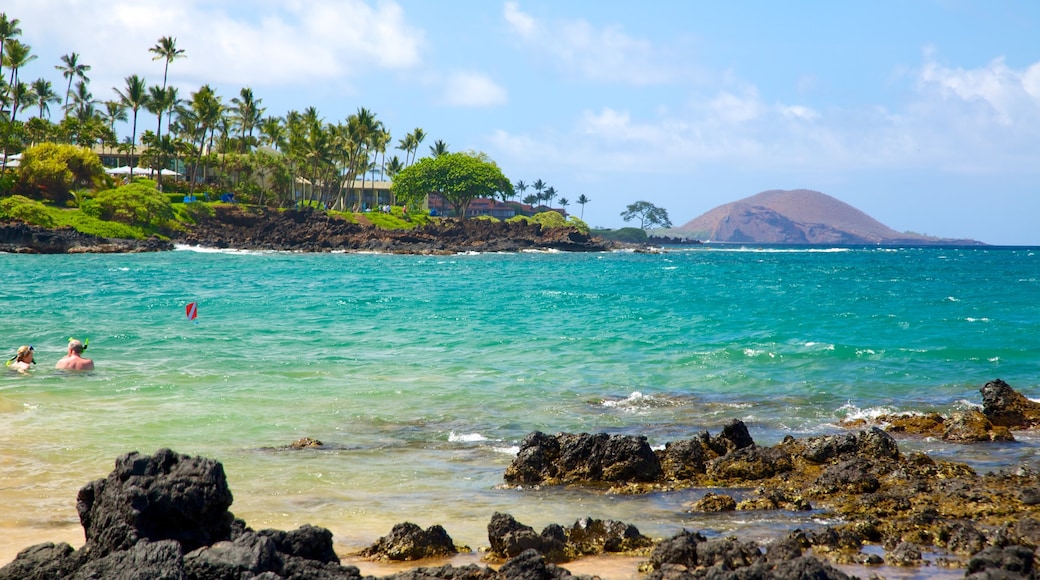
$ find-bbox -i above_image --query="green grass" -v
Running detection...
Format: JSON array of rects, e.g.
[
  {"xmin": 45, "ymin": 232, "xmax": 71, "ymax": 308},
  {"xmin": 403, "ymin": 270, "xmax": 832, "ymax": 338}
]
[{"xmin": 48, "ymin": 208, "xmax": 146, "ymax": 239}]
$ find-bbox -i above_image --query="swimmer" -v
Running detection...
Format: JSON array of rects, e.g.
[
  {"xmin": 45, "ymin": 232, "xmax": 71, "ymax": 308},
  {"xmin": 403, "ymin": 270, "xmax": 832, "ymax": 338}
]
[{"xmin": 55, "ymin": 339, "xmax": 94, "ymax": 371}]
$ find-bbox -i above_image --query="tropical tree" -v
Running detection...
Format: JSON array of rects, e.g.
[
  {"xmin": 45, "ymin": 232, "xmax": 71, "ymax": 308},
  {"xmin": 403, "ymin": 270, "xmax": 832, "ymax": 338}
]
[
  {"xmin": 7, "ymin": 79, "xmax": 32, "ymax": 121},
  {"xmin": 55, "ymin": 52, "xmax": 90, "ymax": 118},
  {"xmin": 185, "ymin": 84, "xmax": 222, "ymax": 194},
  {"xmin": 391, "ymin": 151, "xmax": 511, "ymax": 219},
  {"xmin": 114, "ymin": 74, "xmax": 149, "ymax": 176},
  {"xmin": 0, "ymin": 13, "xmax": 23, "ymax": 97},
  {"xmin": 259, "ymin": 115, "xmax": 286, "ymax": 150},
  {"xmin": 4, "ymin": 39, "xmax": 35, "ymax": 112},
  {"xmin": 428, "ymin": 139, "xmax": 449, "ymax": 157},
  {"xmin": 513, "ymin": 179, "xmax": 527, "ymax": 202},
  {"xmin": 410, "ymin": 127, "xmax": 426, "ymax": 164},
  {"xmin": 531, "ymin": 178, "xmax": 545, "ymax": 204},
  {"xmin": 149, "ymin": 36, "xmax": 184, "ymax": 92},
  {"xmin": 576, "ymin": 194, "xmax": 590, "ymax": 219},
  {"xmin": 146, "ymin": 84, "xmax": 178, "ymax": 187},
  {"xmin": 543, "ymin": 186, "xmax": 557, "ymax": 207},
  {"xmin": 558, "ymin": 197, "xmax": 569, "ymax": 213},
  {"xmin": 68, "ymin": 80, "xmax": 95, "ymax": 121},
  {"xmin": 384, "ymin": 155, "xmax": 404, "ymax": 179},
  {"xmin": 231, "ymin": 86, "xmax": 263, "ymax": 153},
  {"xmin": 621, "ymin": 200, "xmax": 672, "ymax": 230},
  {"xmin": 30, "ymin": 78, "xmax": 59, "ymax": 118}
]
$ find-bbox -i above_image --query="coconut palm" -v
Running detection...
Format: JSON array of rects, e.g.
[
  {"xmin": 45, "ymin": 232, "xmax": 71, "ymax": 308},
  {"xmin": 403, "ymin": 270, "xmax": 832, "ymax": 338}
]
[
  {"xmin": 69, "ymin": 80, "xmax": 95, "ymax": 121},
  {"xmin": 31, "ymin": 78, "xmax": 59, "ymax": 119},
  {"xmin": 55, "ymin": 52, "xmax": 90, "ymax": 118},
  {"xmin": 384, "ymin": 155, "xmax": 404, "ymax": 179},
  {"xmin": 514, "ymin": 180, "xmax": 528, "ymax": 202},
  {"xmin": 531, "ymin": 179, "xmax": 546, "ymax": 205},
  {"xmin": 4, "ymin": 39, "xmax": 35, "ymax": 106},
  {"xmin": 411, "ymin": 127, "xmax": 426, "ymax": 164},
  {"xmin": 576, "ymin": 194, "xmax": 590, "ymax": 219},
  {"xmin": 150, "ymin": 36, "xmax": 184, "ymax": 91},
  {"xmin": 7, "ymin": 79, "xmax": 32, "ymax": 121},
  {"xmin": 543, "ymin": 186, "xmax": 557, "ymax": 207},
  {"xmin": 259, "ymin": 115, "xmax": 285, "ymax": 150},
  {"xmin": 0, "ymin": 13, "xmax": 23, "ymax": 99},
  {"xmin": 396, "ymin": 132, "xmax": 415, "ymax": 166},
  {"xmin": 429, "ymin": 139, "xmax": 448, "ymax": 157},
  {"xmin": 114, "ymin": 75, "xmax": 149, "ymax": 177},
  {"xmin": 231, "ymin": 86, "xmax": 264, "ymax": 153}
]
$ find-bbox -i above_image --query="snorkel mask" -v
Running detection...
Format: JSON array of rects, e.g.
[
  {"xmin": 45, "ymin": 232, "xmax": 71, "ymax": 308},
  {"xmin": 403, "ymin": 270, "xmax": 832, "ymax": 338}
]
[{"xmin": 6, "ymin": 345, "xmax": 35, "ymax": 366}]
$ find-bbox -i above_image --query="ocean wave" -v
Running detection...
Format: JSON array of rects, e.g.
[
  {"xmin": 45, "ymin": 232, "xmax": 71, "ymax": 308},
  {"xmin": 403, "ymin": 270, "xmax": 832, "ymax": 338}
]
[
  {"xmin": 836, "ymin": 402, "xmax": 897, "ymax": 422},
  {"xmin": 448, "ymin": 431, "xmax": 488, "ymax": 443}
]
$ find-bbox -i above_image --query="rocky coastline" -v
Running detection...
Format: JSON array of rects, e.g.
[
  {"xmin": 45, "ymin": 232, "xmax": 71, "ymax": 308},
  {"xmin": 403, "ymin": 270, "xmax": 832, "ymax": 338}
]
[
  {"xmin": 1, "ymin": 206, "xmax": 624, "ymax": 255},
  {"xmin": 4, "ymin": 379, "xmax": 1039, "ymax": 579}
]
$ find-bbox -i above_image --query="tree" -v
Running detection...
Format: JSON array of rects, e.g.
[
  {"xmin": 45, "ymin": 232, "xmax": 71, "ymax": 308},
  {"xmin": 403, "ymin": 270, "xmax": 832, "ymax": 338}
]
[
  {"xmin": 114, "ymin": 74, "xmax": 149, "ymax": 176},
  {"xmin": 231, "ymin": 86, "xmax": 263, "ymax": 153},
  {"xmin": 150, "ymin": 36, "xmax": 184, "ymax": 92},
  {"xmin": 531, "ymin": 179, "xmax": 545, "ymax": 204},
  {"xmin": 31, "ymin": 78, "xmax": 59, "ymax": 119},
  {"xmin": 392, "ymin": 151, "xmax": 510, "ymax": 219},
  {"xmin": 55, "ymin": 52, "xmax": 90, "ymax": 118},
  {"xmin": 16, "ymin": 142, "xmax": 104, "ymax": 202},
  {"xmin": 576, "ymin": 194, "xmax": 590, "ymax": 219},
  {"xmin": 621, "ymin": 201, "xmax": 672, "ymax": 230},
  {"xmin": 428, "ymin": 139, "xmax": 448, "ymax": 157},
  {"xmin": 0, "ymin": 13, "xmax": 23, "ymax": 100},
  {"xmin": 513, "ymin": 179, "xmax": 527, "ymax": 201}
]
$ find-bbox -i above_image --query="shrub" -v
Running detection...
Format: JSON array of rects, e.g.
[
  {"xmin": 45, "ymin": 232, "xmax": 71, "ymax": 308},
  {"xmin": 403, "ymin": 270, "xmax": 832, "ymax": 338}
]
[
  {"xmin": 91, "ymin": 183, "xmax": 175, "ymax": 229},
  {"xmin": 50, "ymin": 209, "xmax": 143, "ymax": 239},
  {"xmin": 0, "ymin": 195, "xmax": 56, "ymax": 228},
  {"xmin": 531, "ymin": 211, "xmax": 566, "ymax": 228},
  {"xmin": 16, "ymin": 143, "xmax": 104, "ymax": 202}
]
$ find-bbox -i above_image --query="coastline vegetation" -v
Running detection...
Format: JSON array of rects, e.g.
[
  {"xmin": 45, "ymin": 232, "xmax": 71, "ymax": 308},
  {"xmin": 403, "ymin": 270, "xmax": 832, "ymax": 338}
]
[{"xmin": 0, "ymin": 12, "xmax": 597, "ymax": 242}]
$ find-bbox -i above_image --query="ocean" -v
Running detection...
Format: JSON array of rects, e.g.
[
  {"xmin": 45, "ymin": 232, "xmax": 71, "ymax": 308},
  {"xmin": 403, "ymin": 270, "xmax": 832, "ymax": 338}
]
[{"xmin": 1, "ymin": 244, "xmax": 1038, "ymax": 576}]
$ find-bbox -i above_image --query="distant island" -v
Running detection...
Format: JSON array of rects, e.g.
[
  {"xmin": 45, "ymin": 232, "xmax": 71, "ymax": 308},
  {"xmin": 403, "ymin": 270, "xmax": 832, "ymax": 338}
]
[{"xmin": 664, "ymin": 189, "xmax": 984, "ymax": 245}]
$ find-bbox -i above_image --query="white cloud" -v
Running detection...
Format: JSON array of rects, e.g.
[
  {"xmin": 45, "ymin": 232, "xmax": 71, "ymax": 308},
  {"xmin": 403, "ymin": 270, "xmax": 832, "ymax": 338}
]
[
  {"xmin": 10, "ymin": 0, "xmax": 425, "ymax": 91},
  {"xmin": 502, "ymin": 1, "xmax": 682, "ymax": 85},
  {"xmin": 919, "ymin": 50, "xmax": 1040, "ymax": 127},
  {"xmin": 440, "ymin": 72, "xmax": 508, "ymax": 107}
]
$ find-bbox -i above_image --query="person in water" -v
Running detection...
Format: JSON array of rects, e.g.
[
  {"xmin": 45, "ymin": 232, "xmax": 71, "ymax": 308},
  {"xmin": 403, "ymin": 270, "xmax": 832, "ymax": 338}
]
[
  {"xmin": 6, "ymin": 345, "xmax": 34, "ymax": 374},
  {"xmin": 55, "ymin": 339, "xmax": 93, "ymax": 371}
]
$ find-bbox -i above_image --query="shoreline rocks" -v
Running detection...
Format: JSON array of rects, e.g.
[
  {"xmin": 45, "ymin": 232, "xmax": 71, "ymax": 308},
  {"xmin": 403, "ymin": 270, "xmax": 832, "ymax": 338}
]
[{"xmin": 0, "ymin": 220, "xmax": 173, "ymax": 253}]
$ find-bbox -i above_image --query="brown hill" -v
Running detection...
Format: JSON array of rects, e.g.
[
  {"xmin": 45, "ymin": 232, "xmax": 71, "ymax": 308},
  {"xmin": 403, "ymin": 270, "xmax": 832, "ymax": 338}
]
[{"xmin": 672, "ymin": 189, "xmax": 982, "ymax": 245}]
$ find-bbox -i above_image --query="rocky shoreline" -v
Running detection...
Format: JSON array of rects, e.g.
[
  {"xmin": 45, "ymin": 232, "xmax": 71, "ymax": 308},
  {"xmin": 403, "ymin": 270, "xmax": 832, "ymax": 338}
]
[
  {"xmin": 1, "ymin": 206, "xmax": 624, "ymax": 255},
  {"xmin": 4, "ymin": 379, "xmax": 1039, "ymax": 579}
]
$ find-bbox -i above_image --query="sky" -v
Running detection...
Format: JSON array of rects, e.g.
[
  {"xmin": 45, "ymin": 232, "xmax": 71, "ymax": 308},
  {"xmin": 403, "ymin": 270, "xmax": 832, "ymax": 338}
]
[{"xmin": 5, "ymin": 0, "xmax": 1040, "ymax": 244}]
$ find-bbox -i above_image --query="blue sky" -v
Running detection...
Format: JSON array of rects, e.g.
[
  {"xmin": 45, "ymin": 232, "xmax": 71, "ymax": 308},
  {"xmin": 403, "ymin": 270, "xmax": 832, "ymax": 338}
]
[{"xmin": 7, "ymin": 1, "xmax": 1040, "ymax": 244}]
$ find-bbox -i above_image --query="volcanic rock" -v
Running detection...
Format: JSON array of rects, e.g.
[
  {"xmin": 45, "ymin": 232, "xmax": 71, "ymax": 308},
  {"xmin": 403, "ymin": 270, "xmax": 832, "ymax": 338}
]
[
  {"xmin": 0, "ymin": 220, "xmax": 172, "ymax": 253},
  {"xmin": 359, "ymin": 522, "xmax": 459, "ymax": 561},
  {"xmin": 982, "ymin": 378, "xmax": 1040, "ymax": 428},
  {"xmin": 503, "ymin": 431, "xmax": 662, "ymax": 485}
]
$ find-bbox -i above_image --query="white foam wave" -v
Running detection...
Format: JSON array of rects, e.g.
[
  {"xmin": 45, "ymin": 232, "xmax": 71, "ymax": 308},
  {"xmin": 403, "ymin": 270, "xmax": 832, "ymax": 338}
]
[
  {"xmin": 837, "ymin": 402, "xmax": 896, "ymax": 422},
  {"xmin": 448, "ymin": 431, "xmax": 488, "ymax": 443},
  {"xmin": 173, "ymin": 244, "xmax": 271, "ymax": 255},
  {"xmin": 494, "ymin": 445, "xmax": 520, "ymax": 456}
]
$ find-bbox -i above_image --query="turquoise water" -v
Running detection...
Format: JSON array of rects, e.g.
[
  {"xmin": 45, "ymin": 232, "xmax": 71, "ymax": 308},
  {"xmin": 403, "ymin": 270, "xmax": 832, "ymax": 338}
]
[{"xmin": 1, "ymin": 245, "xmax": 1038, "ymax": 568}]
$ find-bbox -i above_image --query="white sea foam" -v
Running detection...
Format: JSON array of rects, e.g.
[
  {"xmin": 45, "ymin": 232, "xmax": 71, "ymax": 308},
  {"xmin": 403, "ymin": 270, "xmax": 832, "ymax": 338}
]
[
  {"xmin": 837, "ymin": 402, "xmax": 896, "ymax": 422},
  {"xmin": 173, "ymin": 244, "xmax": 270, "ymax": 255},
  {"xmin": 448, "ymin": 431, "xmax": 488, "ymax": 443},
  {"xmin": 493, "ymin": 445, "xmax": 520, "ymax": 456}
]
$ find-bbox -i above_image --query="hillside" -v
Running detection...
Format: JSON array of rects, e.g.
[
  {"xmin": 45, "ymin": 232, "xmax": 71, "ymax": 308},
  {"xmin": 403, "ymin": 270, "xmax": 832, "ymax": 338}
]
[{"xmin": 670, "ymin": 189, "xmax": 982, "ymax": 245}]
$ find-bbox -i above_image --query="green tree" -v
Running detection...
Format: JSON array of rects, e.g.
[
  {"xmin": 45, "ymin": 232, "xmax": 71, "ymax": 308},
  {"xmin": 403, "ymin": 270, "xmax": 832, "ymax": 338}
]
[
  {"xmin": 16, "ymin": 142, "xmax": 104, "ymax": 202},
  {"xmin": 114, "ymin": 74, "xmax": 149, "ymax": 175},
  {"xmin": 621, "ymin": 200, "xmax": 672, "ymax": 230},
  {"xmin": 428, "ymin": 138, "xmax": 448, "ymax": 158},
  {"xmin": 531, "ymin": 178, "xmax": 545, "ymax": 204},
  {"xmin": 55, "ymin": 52, "xmax": 90, "ymax": 118},
  {"xmin": 513, "ymin": 179, "xmax": 527, "ymax": 201},
  {"xmin": 231, "ymin": 86, "xmax": 263, "ymax": 153},
  {"xmin": 30, "ymin": 78, "xmax": 59, "ymax": 119},
  {"xmin": 576, "ymin": 194, "xmax": 590, "ymax": 219},
  {"xmin": 0, "ymin": 13, "xmax": 23, "ymax": 100},
  {"xmin": 392, "ymin": 151, "xmax": 510, "ymax": 219}
]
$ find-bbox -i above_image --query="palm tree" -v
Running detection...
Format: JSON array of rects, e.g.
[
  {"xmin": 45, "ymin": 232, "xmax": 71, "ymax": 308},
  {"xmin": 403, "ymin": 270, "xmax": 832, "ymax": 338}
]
[
  {"xmin": 147, "ymin": 84, "xmax": 178, "ymax": 187},
  {"xmin": 396, "ymin": 132, "xmax": 415, "ymax": 166},
  {"xmin": 186, "ymin": 84, "xmax": 223, "ymax": 195},
  {"xmin": 7, "ymin": 79, "xmax": 32, "ymax": 121},
  {"xmin": 429, "ymin": 139, "xmax": 448, "ymax": 157},
  {"xmin": 31, "ymin": 78, "xmax": 59, "ymax": 118},
  {"xmin": 576, "ymin": 194, "xmax": 590, "ymax": 219},
  {"xmin": 384, "ymin": 155, "xmax": 404, "ymax": 179},
  {"xmin": 531, "ymin": 179, "xmax": 546, "ymax": 205},
  {"xmin": 259, "ymin": 115, "xmax": 285, "ymax": 150},
  {"xmin": 558, "ymin": 197, "xmax": 569, "ymax": 213},
  {"xmin": 114, "ymin": 75, "xmax": 149, "ymax": 176},
  {"xmin": 231, "ymin": 86, "xmax": 264, "ymax": 153},
  {"xmin": 514, "ymin": 179, "xmax": 528, "ymax": 202},
  {"xmin": 0, "ymin": 13, "xmax": 22, "ymax": 100},
  {"xmin": 4, "ymin": 39, "xmax": 36, "ymax": 104},
  {"xmin": 102, "ymin": 101, "xmax": 128, "ymax": 152},
  {"xmin": 149, "ymin": 36, "xmax": 185, "ymax": 92},
  {"xmin": 543, "ymin": 186, "xmax": 557, "ymax": 208},
  {"xmin": 411, "ymin": 127, "xmax": 426, "ymax": 164},
  {"xmin": 69, "ymin": 80, "xmax": 95, "ymax": 121},
  {"xmin": 55, "ymin": 52, "xmax": 90, "ymax": 118}
]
